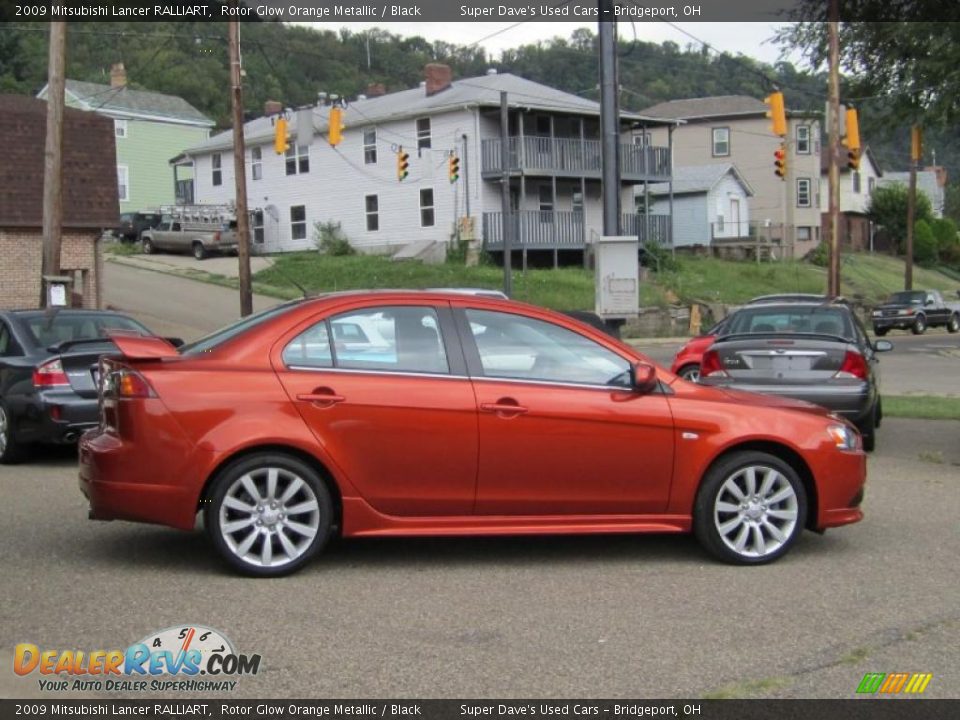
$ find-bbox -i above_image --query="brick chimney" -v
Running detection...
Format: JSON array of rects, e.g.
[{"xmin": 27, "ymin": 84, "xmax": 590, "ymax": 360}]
[
  {"xmin": 366, "ymin": 83, "xmax": 386, "ymax": 97},
  {"xmin": 264, "ymin": 100, "xmax": 283, "ymax": 116},
  {"xmin": 424, "ymin": 63, "xmax": 452, "ymax": 96},
  {"xmin": 109, "ymin": 63, "xmax": 127, "ymax": 88}
]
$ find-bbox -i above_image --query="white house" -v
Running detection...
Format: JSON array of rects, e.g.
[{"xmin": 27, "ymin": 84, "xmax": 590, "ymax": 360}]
[
  {"xmin": 645, "ymin": 164, "xmax": 753, "ymax": 247},
  {"xmin": 818, "ymin": 145, "xmax": 883, "ymax": 252},
  {"xmin": 180, "ymin": 66, "xmax": 673, "ymax": 264},
  {"xmin": 877, "ymin": 169, "xmax": 945, "ymax": 218}
]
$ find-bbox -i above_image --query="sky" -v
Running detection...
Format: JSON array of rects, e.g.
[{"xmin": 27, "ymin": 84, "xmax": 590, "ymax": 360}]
[{"xmin": 320, "ymin": 22, "xmax": 794, "ymax": 66}]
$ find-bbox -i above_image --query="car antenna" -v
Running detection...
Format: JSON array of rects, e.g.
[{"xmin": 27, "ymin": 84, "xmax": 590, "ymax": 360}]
[{"xmin": 268, "ymin": 266, "xmax": 310, "ymax": 299}]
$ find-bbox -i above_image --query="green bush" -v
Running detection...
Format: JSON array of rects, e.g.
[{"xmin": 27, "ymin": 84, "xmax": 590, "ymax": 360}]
[
  {"xmin": 913, "ymin": 219, "xmax": 938, "ymax": 264},
  {"xmin": 640, "ymin": 240, "xmax": 679, "ymax": 272},
  {"xmin": 313, "ymin": 220, "xmax": 356, "ymax": 256},
  {"xmin": 808, "ymin": 241, "xmax": 830, "ymax": 267},
  {"xmin": 932, "ymin": 217, "xmax": 959, "ymax": 255}
]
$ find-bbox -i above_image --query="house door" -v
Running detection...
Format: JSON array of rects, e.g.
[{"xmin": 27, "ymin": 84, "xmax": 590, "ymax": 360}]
[{"xmin": 730, "ymin": 198, "xmax": 741, "ymax": 238}]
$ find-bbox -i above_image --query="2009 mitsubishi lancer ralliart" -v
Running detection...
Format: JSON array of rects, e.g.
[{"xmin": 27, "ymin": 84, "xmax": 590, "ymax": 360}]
[{"xmin": 79, "ymin": 291, "xmax": 865, "ymax": 577}]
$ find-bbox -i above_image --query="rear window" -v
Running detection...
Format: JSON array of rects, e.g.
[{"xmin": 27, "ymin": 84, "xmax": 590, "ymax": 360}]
[
  {"xmin": 180, "ymin": 301, "xmax": 302, "ymax": 355},
  {"xmin": 725, "ymin": 307, "xmax": 852, "ymax": 339},
  {"xmin": 24, "ymin": 314, "xmax": 149, "ymax": 347}
]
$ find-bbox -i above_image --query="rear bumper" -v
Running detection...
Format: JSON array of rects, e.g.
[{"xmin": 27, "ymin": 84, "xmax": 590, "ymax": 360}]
[
  {"xmin": 9, "ymin": 391, "xmax": 99, "ymax": 445},
  {"xmin": 701, "ymin": 381, "xmax": 874, "ymax": 424}
]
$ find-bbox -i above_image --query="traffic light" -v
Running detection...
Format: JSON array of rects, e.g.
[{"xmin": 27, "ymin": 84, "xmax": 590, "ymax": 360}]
[
  {"xmin": 764, "ymin": 90, "xmax": 787, "ymax": 137},
  {"xmin": 273, "ymin": 116, "xmax": 289, "ymax": 155},
  {"xmin": 774, "ymin": 142, "xmax": 787, "ymax": 179},
  {"xmin": 397, "ymin": 148, "xmax": 409, "ymax": 181},
  {"xmin": 328, "ymin": 106, "xmax": 344, "ymax": 147},
  {"xmin": 845, "ymin": 107, "xmax": 860, "ymax": 170},
  {"xmin": 911, "ymin": 125, "xmax": 923, "ymax": 162},
  {"xmin": 448, "ymin": 153, "xmax": 460, "ymax": 183}
]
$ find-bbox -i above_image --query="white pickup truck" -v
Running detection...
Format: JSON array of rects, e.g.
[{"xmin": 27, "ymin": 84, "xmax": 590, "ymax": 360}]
[{"xmin": 140, "ymin": 214, "xmax": 239, "ymax": 260}]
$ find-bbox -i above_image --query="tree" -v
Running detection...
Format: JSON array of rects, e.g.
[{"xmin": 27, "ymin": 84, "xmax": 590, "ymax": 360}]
[
  {"xmin": 867, "ymin": 183, "xmax": 933, "ymax": 254},
  {"xmin": 912, "ymin": 220, "xmax": 937, "ymax": 264},
  {"xmin": 776, "ymin": 6, "xmax": 960, "ymax": 126}
]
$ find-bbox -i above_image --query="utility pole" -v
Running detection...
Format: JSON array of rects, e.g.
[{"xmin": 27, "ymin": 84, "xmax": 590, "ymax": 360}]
[
  {"xmin": 228, "ymin": 17, "xmax": 253, "ymax": 317},
  {"xmin": 40, "ymin": 22, "xmax": 66, "ymax": 308},
  {"xmin": 598, "ymin": 0, "xmax": 621, "ymax": 237},
  {"xmin": 827, "ymin": 2, "xmax": 841, "ymax": 298},
  {"xmin": 906, "ymin": 125, "xmax": 921, "ymax": 290},
  {"xmin": 499, "ymin": 91, "xmax": 512, "ymax": 297}
]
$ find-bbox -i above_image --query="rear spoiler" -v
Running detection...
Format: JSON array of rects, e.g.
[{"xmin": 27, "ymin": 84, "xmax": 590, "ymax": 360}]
[
  {"xmin": 108, "ymin": 334, "xmax": 181, "ymax": 360},
  {"xmin": 716, "ymin": 332, "xmax": 851, "ymax": 344},
  {"xmin": 47, "ymin": 335, "xmax": 184, "ymax": 355}
]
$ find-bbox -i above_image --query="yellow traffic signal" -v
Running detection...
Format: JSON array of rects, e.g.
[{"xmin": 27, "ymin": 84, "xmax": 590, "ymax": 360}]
[
  {"xmin": 273, "ymin": 116, "xmax": 289, "ymax": 155},
  {"xmin": 397, "ymin": 148, "xmax": 409, "ymax": 181},
  {"xmin": 448, "ymin": 154, "xmax": 460, "ymax": 183},
  {"xmin": 764, "ymin": 91, "xmax": 787, "ymax": 137},
  {"xmin": 774, "ymin": 142, "xmax": 787, "ymax": 179},
  {"xmin": 845, "ymin": 142, "xmax": 861, "ymax": 171},
  {"xmin": 845, "ymin": 108, "xmax": 860, "ymax": 152},
  {"xmin": 911, "ymin": 125, "xmax": 923, "ymax": 162},
  {"xmin": 328, "ymin": 106, "xmax": 344, "ymax": 147}
]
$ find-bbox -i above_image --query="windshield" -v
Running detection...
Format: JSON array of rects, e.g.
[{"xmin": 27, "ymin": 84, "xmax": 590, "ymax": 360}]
[
  {"xmin": 180, "ymin": 301, "xmax": 302, "ymax": 355},
  {"xmin": 888, "ymin": 291, "xmax": 926, "ymax": 304},
  {"xmin": 724, "ymin": 306, "xmax": 853, "ymax": 339},
  {"xmin": 25, "ymin": 313, "xmax": 149, "ymax": 347}
]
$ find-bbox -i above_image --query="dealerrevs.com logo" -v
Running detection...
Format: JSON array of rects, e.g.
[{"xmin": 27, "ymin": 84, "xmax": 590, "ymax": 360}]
[{"xmin": 14, "ymin": 625, "xmax": 261, "ymax": 693}]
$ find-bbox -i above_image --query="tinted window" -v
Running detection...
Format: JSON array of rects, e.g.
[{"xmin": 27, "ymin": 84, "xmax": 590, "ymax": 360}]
[
  {"xmin": 0, "ymin": 324, "xmax": 13, "ymax": 356},
  {"xmin": 726, "ymin": 307, "xmax": 852, "ymax": 338},
  {"xmin": 24, "ymin": 314, "xmax": 149, "ymax": 347},
  {"xmin": 465, "ymin": 309, "xmax": 631, "ymax": 387},
  {"xmin": 283, "ymin": 322, "xmax": 332, "ymax": 368},
  {"xmin": 330, "ymin": 306, "xmax": 448, "ymax": 374}
]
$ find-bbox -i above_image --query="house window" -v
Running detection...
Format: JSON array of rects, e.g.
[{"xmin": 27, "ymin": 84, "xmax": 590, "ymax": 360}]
[
  {"xmin": 365, "ymin": 194, "xmax": 379, "ymax": 231},
  {"xmin": 364, "ymin": 129, "xmax": 377, "ymax": 164},
  {"xmin": 252, "ymin": 210, "xmax": 264, "ymax": 244},
  {"xmin": 712, "ymin": 127, "xmax": 730, "ymax": 157},
  {"xmin": 117, "ymin": 165, "xmax": 129, "ymax": 202},
  {"xmin": 212, "ymin": 153, "xmax": 222, "ymax": 187},
  {"xmin": 796, "ymin": 125, "xmax": 810, "ymax": 154},
  {"xmin": 286, "ymin": 145, "xmax": 309, "ymax": 175},
  {"xmin": 852, "ymin": 171, "xmax": 861, "ymax": 194},
  {"xmin": 633, "ymin": 132, "xmax": 651, "ymax": 147},
  {"xmin": 797, "ymin": 227, "xmax": 812, "ymax": 242},
  {"xmin": 416, "ymin": 118, "xmax": 431, "ymax": 150},
  {"xmin": 796, "ymin": 178, "xmax": 812, "ymax": 208},
  {"xmin": 868, "ymin": 177, "xmax": 876, "ymax": 194},
  {"xmin": 419, "ymin": 189, "xmax": 435, "ymax": 227},
  {"xmin": 114, "ymin": 119, "xmax": 127, "ymax": 139},
  {"xmin": 538, "ymin": 185, "xmax": 554, "ymax": 223},
  {"xmin": 290, "ymin": 205, "xmax": 306, "ymax": 240},
  {"xmin": 251, "ymin": 147, "xmax": 262, "ymax": 181},
  {"xmin": 572, "ymin": 190, "xmax": 583, "ymax": 215}
]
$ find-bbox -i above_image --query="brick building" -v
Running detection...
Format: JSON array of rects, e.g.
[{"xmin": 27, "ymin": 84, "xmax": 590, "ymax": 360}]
[{"xmin": 0, "ymin": 95, "xmax": 118, "ymax": 309}]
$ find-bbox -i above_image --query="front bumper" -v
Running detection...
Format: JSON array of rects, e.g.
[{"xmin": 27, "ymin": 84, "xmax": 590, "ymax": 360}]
[
  {"xmin": 872, "ymin": 315, "xmax": 916, "ymax": 330},
  {"xmin": 810, "ymin": 446, "xmax": 867, "ymax": 530}
]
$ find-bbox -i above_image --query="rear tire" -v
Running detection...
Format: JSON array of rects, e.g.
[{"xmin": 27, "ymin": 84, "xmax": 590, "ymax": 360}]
[
  {"xmin": 206, "ymin": 453, "xmax": 333, "ymax": 577},
  {"xmin": 141, "ymin": 238, "xmax": 154, "ymax": 255},
  {"xmin": 911, "ymin": 315, "xmax": 926, "ymax": 335},
  {"xmin": 677, "ymin": 364, "xmax": 701, "ymax": 383},
  {"xmin": 858, "ymin": 405, "xmax": 877, "ymax": 453},
  {"xmin": 0, "ymin": 402, "xmax": 25, "ymax": 465},
  {"xmin": 694, "ymin": 451, "xmax": 807, "ymax": 565},
  {"xmin": 192, "ymin": 243, "xmax": 207, "ymax": 260},
  {"xmin": 948, "ymin": 314, "xmax": 960, "ymax": 334}
]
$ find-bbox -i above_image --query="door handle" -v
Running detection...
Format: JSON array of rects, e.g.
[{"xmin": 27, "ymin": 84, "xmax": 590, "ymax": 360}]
[
  {"xmin": 480, "ymin": 399, "xmax": 528, "ymax": 416},
  {"xmin": 297, "ymin": 388, "xmax": 345, "ymax": 407}
]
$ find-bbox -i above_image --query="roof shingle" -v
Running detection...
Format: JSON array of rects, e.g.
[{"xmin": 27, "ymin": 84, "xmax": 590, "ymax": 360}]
[{"xmin": 59, "ymin": 80, "xmax": 213, "ymax": 126}]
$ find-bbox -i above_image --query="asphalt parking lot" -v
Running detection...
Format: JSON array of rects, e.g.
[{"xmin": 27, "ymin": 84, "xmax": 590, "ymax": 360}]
[{"xmin": 0, "ymin": 418, "xmax": 957, "ymax": 700}]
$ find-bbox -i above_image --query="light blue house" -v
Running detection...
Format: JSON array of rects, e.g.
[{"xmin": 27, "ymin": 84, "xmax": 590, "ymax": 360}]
[{"xmin": 646, "ymin": 164, "xmax": 754, "ymax": 248}]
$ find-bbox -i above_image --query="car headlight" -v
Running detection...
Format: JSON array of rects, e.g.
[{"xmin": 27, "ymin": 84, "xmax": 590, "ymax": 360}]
[
  {"xmin": 871, "ymin": 311, "xmax": 881, "ymax": 317},
  {"xmin": 827, "ymin": 424, "xmax": 860, "ymax": 451}
]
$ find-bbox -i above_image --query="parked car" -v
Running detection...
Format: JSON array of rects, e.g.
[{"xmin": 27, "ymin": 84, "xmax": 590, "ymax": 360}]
[
  {"xmin": 141, "ymin": 213, "xmax": 238, "ymax": 260},
  {"xmin": 671, "ymin": 294, "xmax": 833, "ymax": 381},
  {"xmin": 80, "ymin": 292, "xmax": 866, "ymax": 576},
  {"xmin": 0, "ymin": 309, "xmax": 156, "ymax": 463},
  {"xmin": 871, "ymin": 290, "xmax": 960, "ymax": 335},
  {"xmin": 114, "ymin": 212, "xmax": 161, "ymax": 243},
  {"xmin": 698, "ymin": 301, "xmax": 891, "ymax": 451}
]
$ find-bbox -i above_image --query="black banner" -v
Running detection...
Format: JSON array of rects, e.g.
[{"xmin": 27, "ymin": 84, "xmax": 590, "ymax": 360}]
[
  {"xmin": 1, "ymin": 700, "xmax": 958, "ymax": 720},
  {"xmin": 4, "ymin": 0, "xmax": 953, "ymax": 24}
]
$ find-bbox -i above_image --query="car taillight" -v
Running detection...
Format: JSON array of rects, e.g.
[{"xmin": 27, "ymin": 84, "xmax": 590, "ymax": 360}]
[
  {"xmin": 33, "ymin": 358, "xmax": 70, "ymax": 387},
  {"xmin": 104, "ymin": 369, "xmax": 154, "ymax": 398},
  {"xmin": 700, "ymin": 350, "xmax": 729, "ymax": 378},
  {"xmin": 835, "ymin": 351, "xmax": 868, "ymax": 380}
]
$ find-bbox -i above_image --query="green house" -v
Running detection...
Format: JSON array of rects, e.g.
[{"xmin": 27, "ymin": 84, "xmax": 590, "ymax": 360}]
[{"xmin": 37, "ymin": 64, "xmax": 214, "ymax": 215}]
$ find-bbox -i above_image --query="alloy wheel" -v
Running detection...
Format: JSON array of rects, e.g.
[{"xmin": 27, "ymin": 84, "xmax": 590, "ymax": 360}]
[
  {"xmin": 218, "ymin": 466, "xmax": 321, "ymax": 569},
  {"xmin": 679, "ymin": 365, "xmax": 701, "ymax": 383},
  {"xmin": 713, "ymin": 465, "xmax": 799, "ymax": 559},
  {"xmin": 0, "ymin": 405, "xmax": 8, "ymax": 456}
]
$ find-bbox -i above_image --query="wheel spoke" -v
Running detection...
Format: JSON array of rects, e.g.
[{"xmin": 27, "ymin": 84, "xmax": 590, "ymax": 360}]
[
  {"xmin": 768, "ymin": 486, "xmax": 796, "ymax": 505},
  {"xmin": 751, "ymin": 524, "xmax": 766, "ymax": 555},
  {"xmin": 240, "ymin": 474, "xmax": 262, "ymax": 503},
  {"xmin": 717, "ymin": 516, "xmax": 744, "ymax": 536},
  {"xmin": 279, "ymin": 476, "xmax": 305, "ymax": 504},
  {"xmin": 744, "ymin": 467, "xmax": 757, "ymax": 496},
  {"xmin": 285, "ymin": 519, "xmax": 317, "ymax": 539},
  {"xmin": 758, "ymin": 469, "xmax": 777, "ymax": 498},
  {"xmin": 234, "ymin": 528, "xmax": 259, "ymax": 557},
  {"xmin": 276, "ymin": 528, "xmax": 298, "ymax": 559},
  {"xmin": 722, "ymin": 478, "xmax": 746, "ymax": 501},
  {"xmin": 260, "ymin": 536, "xmax": 273, "ymax": 566},
  {"xmin": 223, "ymin": 496, "xmax": 255, "ymax": 514},
  {"xmin": 732, "ymin": 524, "xmax": 750, "ymax": 552},
  {"xmin": 222, "ymin": 517, "xmax": 256, "ymax": 534},
  {"xmin": 762, "ymin": 519, "xmax": 787, "ymax": 544},
  {"xmin": 266, "ymin": 468, "xmax": 278, "ymax": 501},
  {"xmin": 767, "ymin": 508, "xmax": 797, "ymax": 521},
  {"xmin": 285, "ymin": 499, "xmax": 319, "ymax": 515}
]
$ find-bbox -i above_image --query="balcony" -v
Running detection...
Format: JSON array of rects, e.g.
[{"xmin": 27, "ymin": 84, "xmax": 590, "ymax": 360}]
[
  {"xmin": 480, "ymin": 137, "xmax": 671, "ymax": 182},
  {"xmin": 482, "ymin": 212, "xmax": 672, "ymax": 250}
]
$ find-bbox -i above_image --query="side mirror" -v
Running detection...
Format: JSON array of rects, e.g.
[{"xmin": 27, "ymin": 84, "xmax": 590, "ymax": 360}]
[
  {"xmin": 874, "ymin": 340, "xmax": 893, "ymax": 352},
  {"xmin": 631, "ymin": 362, "xmax": 658, "ymax": 393},
  {"xmin": 925, "ymin": 299, "xmax": 935, "ymax": 306}
]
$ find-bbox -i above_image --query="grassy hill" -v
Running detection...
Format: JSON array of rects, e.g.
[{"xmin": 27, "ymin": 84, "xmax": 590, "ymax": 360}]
[{"xmin": 253, "ymin": 251, "xmax": 959, "ymax": 310}]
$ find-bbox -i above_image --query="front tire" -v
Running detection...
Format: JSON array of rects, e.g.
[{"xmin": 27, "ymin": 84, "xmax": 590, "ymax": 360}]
[
  {"xmin": 694, "ymin": 451, "xmax": 807, "ymax": 565},
  {"xmin": 0, "ymin": 402, "xmax": 25, "ymax": 465},
  {"xmin": 912, "ymin": 315, "xmax": 926, "ymax": 335},
  {"xmin": 206, "ymin": 453, "xmax": 334, "ymax": 577},
  {"xmin": 948, "ymin": 314, "xmax": 960, "ymax": 334},
  {"xmin": 677, "ymin": 364, "xmax": 701, "ymax": 383}
]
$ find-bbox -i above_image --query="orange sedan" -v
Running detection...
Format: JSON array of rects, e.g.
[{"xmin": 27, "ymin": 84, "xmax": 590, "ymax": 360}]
[{"xmin": 79, "ymin": 292, "xmax": 865, "ymax": 576}]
